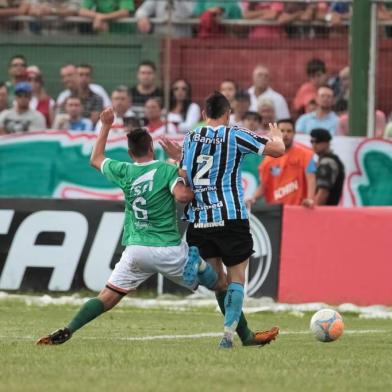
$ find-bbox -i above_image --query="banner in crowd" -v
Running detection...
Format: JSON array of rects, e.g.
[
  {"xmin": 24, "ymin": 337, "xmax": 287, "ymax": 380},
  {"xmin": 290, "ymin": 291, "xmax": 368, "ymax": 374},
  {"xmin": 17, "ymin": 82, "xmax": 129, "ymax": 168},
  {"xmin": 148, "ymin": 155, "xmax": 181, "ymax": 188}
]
[
  {"xmin": 0, "ymin": 199, "xmax": 282, "ymax": 298},
  {"xmin": 0, "ymin": 131, "xmax": 261, "ymax": 201},
  {"xmin": 278, "ymin": 206, "xmax": 392, "ymax": 306},
  {"xmin": 295, "ymin": 134, "xmax": 392, "ymax": 206},
  {"xmin": 0, "ymin": 131, "xmax": 391, "ymax": 206}
]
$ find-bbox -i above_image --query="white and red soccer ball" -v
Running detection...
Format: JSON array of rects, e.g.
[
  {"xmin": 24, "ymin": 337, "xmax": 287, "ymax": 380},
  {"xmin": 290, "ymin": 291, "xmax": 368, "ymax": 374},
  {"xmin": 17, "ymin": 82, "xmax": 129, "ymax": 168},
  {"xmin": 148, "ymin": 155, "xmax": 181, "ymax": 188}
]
[{"xmin": 310, "ymin": 309, "xmax": 344, "ymax": 342}]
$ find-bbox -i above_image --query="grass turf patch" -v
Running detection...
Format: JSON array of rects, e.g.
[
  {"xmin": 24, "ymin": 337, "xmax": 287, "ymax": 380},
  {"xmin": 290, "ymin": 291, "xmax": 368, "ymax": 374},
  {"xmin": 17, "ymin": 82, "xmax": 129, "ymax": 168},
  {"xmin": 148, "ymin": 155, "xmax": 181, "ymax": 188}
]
[{"xmin": 1, "ymin": 300, "xmax": 391, "ymax": 392}]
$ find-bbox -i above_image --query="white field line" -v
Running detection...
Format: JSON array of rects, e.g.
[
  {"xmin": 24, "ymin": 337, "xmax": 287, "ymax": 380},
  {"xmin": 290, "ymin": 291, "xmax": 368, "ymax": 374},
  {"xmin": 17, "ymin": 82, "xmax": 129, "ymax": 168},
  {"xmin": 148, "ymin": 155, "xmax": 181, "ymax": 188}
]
[{"xmin": 0, "ymin": 330, "xmax": 388, "ymax": 342}]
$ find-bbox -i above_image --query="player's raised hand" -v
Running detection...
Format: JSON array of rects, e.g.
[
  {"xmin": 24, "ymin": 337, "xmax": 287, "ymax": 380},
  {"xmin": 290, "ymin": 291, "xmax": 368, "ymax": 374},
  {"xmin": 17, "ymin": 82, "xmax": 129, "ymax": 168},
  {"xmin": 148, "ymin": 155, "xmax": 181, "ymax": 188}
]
[
  {"xmin": 268, "ymin": 122, "xmax": 282, "ymax": 139},
  {"xmin": 159, "ymin": 136, "xmax": 182, "ymax": 162},
  {"xmin": 100, "ymin": 107, "xmax": 115, "ymax": 127}
]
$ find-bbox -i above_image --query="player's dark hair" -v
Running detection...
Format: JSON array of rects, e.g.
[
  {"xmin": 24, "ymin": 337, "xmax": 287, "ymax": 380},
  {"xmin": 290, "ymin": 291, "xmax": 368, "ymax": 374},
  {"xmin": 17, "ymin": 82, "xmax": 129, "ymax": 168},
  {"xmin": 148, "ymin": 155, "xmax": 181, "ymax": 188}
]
[
  {"xmin": 0, "ymin": 81, "xmax": 6, "ymax": 89},
  {"xmin": 277, "ymin": 118, "xmax": 295, "ymax": 127},
  {"xmin": 77, "ymin": 64, "xmax": 93, "ymax": 72},
  {"xmin": 234, "ymin": 89, "xmax": 251, "ymax": 102},
  {"xmin": 169, "ymin": 79, "xmax": 192, "ymax": 118},
  {"xmin": 221, "ymin": 79, "xmax": 238, "ymax": 90},
  {"xmin": 204, "ymin": 91, "xmax": 231, "ymax": 119},
  {"xmin": 127, "ymin": 128, "xmax": 153, "ymax": 157},
  {"xmin": 242, "ymin": 111, "xmax": 261, "ymax": 122},
  {"xmin": 306, "ymin": 58, "xmax": 326, "ymax": 77},
  {"xmin": 65, "ymin": 95, "xmax": 82, "ymax": 105},
  {"xmin": 146, "ymin": 96, "xmax": 163, "ymax": 109},
  {"xmin": 137, "ymin": 60, "xmax": 157, "ymax": 72},
  {"xmin": 113, "ymin": 85, "xmax": 130, "ymax": 95},
  {"xmin": 9, "ymin": 55, "xmax": 27, "ymax": 67}
]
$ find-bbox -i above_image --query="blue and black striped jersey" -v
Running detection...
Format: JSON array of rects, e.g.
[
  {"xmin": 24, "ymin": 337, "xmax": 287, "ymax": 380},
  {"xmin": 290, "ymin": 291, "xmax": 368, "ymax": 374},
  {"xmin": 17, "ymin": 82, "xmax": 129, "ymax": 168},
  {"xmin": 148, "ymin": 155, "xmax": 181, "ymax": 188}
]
[{"xmin": 181, "ymin": 125, "xmax": 268, "ymax": 224}]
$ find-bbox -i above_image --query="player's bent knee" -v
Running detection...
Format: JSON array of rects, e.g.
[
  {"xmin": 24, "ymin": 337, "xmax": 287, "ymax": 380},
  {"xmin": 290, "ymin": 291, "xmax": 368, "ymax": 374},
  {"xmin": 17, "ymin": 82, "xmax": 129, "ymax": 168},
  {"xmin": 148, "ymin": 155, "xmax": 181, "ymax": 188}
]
[{"xmin": 98, "ymin": 287, "xmax": 124, "ymax": 311}]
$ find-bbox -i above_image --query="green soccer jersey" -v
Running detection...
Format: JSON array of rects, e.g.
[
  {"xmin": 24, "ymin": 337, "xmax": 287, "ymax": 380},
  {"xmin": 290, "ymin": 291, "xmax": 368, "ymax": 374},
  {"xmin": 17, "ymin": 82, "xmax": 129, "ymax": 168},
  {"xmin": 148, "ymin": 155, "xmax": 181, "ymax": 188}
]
[{"xmin": 101, "ymin": 158, "xmax": 182, "ymax": 247}]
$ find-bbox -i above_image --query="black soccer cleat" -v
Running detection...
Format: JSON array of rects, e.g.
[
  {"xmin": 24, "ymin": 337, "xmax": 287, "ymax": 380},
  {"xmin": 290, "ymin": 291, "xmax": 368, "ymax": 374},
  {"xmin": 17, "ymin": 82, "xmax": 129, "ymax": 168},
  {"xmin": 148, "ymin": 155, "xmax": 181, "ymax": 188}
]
[{"xmin": 36, "ymin": 328, "xmax": 72, "ymax": 345}]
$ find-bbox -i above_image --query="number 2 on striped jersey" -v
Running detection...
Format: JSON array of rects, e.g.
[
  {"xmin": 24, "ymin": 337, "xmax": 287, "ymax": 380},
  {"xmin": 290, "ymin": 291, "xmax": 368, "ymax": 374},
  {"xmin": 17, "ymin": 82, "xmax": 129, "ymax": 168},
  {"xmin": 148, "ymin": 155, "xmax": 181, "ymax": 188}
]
[{"xmin": 194, "ymin": 155, "xmax": 213, "ymax": 186}]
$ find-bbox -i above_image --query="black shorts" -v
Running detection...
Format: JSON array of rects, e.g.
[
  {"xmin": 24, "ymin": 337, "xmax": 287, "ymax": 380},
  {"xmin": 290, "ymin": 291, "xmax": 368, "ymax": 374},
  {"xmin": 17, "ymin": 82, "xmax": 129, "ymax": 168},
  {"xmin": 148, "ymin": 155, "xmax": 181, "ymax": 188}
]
[{"xmin": 186, "ymin": 220, "xmax": 254, "ymax": 267}]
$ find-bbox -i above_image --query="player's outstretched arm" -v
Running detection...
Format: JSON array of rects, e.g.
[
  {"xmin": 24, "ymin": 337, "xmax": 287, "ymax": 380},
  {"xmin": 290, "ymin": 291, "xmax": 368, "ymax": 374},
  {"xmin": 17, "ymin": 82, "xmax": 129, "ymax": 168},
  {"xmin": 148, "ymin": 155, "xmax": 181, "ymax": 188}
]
[
  {"xmin": 263, "ymin": 122, "xmax": 285, "ymax": 157},
  {"xmin": 172, "ymin": 182, "xmax": 194, "ymax": 204},
  {"xmin": 90, "ymin": 108, "xmax": 114, "ymax": 170},
  {"xmin": 159, "ymin": 136, "xmax": 182, "ymax": 162}
]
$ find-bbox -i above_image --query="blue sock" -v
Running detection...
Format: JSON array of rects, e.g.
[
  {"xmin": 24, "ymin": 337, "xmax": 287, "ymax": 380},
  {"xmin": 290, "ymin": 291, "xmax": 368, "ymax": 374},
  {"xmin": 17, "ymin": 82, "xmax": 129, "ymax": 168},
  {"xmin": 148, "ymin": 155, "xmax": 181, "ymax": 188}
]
[
  {"xmin": 224, "ymin": 282, "xmax": 244, "ymax": 334},
  {"xmin": 197, "ymin": 264, "xmax": 218, "ymax": 289}
]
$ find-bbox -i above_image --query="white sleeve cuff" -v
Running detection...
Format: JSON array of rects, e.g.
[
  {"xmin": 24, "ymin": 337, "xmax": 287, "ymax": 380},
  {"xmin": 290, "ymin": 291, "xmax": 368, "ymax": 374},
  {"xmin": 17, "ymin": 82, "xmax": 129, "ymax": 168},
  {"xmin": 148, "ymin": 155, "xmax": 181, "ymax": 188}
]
[
  {"xmin": 100, "ymin": 158, "xmax": 110, "ymax": 174},
  {"xmin": 170, "ymin": 177, "xmax": 186, "ymax": 194},
  {"xmin": 257, "ymin": 144, "xmax": 266, "ymax": 156}
]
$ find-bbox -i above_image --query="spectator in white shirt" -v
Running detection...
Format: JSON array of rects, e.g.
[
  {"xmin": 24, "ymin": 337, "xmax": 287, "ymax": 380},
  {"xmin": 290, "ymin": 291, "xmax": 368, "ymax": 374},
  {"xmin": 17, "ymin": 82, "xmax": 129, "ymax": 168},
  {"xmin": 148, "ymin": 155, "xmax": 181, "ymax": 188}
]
[
  {"xmin": 167, "ymin": 79, "xmax": 200, "ymax": 134},
  {"xmin": 248, "ymin": 64, "xmax": 290, "ymax": 120},
  {"xmin": 95, "ymin": 86, "xmax": 136, "ymax": 135},
  {"xmin": 57, "ymin": 64, "xmax": 110, "ymax": 108}
]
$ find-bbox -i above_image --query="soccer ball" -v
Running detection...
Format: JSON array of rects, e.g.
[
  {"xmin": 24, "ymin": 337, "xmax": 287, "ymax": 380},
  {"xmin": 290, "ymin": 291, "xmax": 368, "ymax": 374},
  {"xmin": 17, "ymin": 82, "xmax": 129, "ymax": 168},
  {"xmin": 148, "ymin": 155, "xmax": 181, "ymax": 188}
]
[{"xmin": 310, "ymin": 309, "xmax": 344, "ymax": 342}]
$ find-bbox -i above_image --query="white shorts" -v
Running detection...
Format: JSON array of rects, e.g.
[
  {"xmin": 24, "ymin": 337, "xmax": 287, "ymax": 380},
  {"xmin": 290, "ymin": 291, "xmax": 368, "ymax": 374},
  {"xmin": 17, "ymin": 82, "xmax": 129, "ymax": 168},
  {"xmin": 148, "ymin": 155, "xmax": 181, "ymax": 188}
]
[{"xmin": 107, "ymin": 240, "xmax": 196, "ymax": 294}]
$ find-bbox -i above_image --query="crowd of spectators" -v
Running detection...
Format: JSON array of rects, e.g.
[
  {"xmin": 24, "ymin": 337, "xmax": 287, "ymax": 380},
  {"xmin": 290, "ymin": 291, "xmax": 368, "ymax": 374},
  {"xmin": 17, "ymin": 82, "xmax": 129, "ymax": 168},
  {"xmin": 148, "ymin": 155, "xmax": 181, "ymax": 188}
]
[
  {"xmin": 1, "ymin": 1, "xmax": 392, "ymax": 38},
  {"xmin": 1, "ymin": 54, "xmax": 392, "ymax": 139}
]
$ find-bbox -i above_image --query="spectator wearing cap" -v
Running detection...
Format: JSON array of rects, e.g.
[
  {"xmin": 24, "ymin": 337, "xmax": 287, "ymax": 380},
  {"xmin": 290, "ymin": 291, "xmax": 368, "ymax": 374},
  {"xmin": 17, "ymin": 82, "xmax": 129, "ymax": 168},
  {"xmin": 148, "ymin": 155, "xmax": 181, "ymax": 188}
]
[
  {"xmin": 52, "ymin": 95, "xmax": 93, "ymax": 131},
  {"xmin": 0, "ymin": 82, "xmax": 9, "ymax": 113},
  {"xmin": 27, "ymin": 65, "xmax": 55, "ymax": 128},
  {"xmin": 296, "ymin": 86, "xmax": 339, "ymax": 136},
  {"xmin": 229, "ymin": 90, "xmax": 250, "ymax": 127},
  {"xmin": 248, "ymin": 65, "xmax": 290, "ymax": 120},
  {"xmin": 242, "ymin": 111, "xmax": 261, "ymax": 133},
  {"xmin": 5, "ymin": 55, "xmax": 28, "ymax": 106},
  {"xmin": 310, "ymin": 128, "xmax": 345, "ymax": 206},
  {"xmin": 0, "ymin": 82, "xmax": 46, "ymax": 134}
]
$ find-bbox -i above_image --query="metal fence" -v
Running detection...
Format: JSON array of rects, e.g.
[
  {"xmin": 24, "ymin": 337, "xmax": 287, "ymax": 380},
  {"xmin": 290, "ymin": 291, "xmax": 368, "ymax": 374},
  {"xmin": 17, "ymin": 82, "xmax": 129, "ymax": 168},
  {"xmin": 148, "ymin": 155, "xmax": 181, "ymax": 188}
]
[{"xmin": 0, "ymin": 1, "xmax": 391, "ymax": 136}]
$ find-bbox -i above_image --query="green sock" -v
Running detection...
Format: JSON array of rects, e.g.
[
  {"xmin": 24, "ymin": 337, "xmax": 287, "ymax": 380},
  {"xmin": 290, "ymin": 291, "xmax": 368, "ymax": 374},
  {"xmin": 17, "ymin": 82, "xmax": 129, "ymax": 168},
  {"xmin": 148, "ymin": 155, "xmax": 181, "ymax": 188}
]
[
  {"xmin": 67, "ymin": 298, "xmax": 105, "ymax": 334},
  {"xmin": 215, "ymin": 291, "xmax": 253, "ymax": 343}
]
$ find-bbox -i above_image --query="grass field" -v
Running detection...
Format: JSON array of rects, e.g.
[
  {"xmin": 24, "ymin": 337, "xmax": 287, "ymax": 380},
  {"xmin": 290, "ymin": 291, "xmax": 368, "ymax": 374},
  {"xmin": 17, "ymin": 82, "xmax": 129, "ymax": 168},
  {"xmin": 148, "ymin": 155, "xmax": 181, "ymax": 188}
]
[{"xmin": 1, "ymin": 298, "xmax": 392, "ymax": 392}]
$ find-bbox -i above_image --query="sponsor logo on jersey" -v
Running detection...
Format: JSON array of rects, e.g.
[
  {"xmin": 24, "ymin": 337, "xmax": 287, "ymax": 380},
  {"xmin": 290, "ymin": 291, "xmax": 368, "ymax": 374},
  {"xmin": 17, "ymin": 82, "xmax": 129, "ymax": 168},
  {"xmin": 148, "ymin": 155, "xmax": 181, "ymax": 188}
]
[
  {"xmin": 191, "ymin": 201, "xmax": 223, "ymax": 211},
  {"xmin": 193, "ymin": 221, "xmax": 225, "ymax": 229},
  {"xmin": 273, "ymin": 180, "xmax": 298, "ymax": 201},
  {"xmin": 130, "ymin": 169, "xmax": 156, "ymax": 196},
  {"xmin": 192, "ymin": 133, "xmax": 223, "ymax": 145}
]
